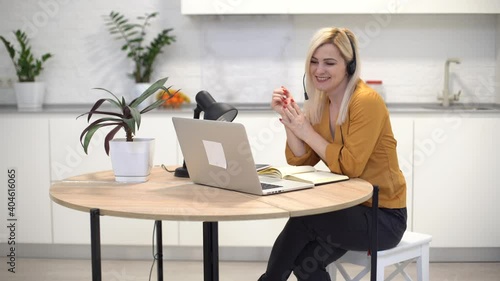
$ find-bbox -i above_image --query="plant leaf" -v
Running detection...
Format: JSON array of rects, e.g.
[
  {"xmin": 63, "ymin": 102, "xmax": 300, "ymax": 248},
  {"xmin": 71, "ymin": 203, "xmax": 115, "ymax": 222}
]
[
  {"xmin": 104, "ymin": 124, "xmax": 124, "ymax": 155},
  {"xmin": 80, "ymin": 122, "xmax": 122, "ymax": 154},
  {"xmin": 0, "ymin": 36, "xmax": 16, "ymax": 60},
  {"xmin": 79, "ymin": 117, "xmax": 124, "ymax": 143},
  {"xmin": 93, "ymin": 88, "xmax": 122, "ymax": 105},
  {"xmin": 130, "ymin": 77, "xmax": 169, "ymax": 107},
  {"xmin": 122, "ymin": 117, "xmax": 136, "ymax": 135},
  {"xmin": 80, "ymin": 98, "xmax": 122, "ymax": 122},
  {"xmin": 141, "ymin": 98, "xmax": 166, "ymax": 114},
  {"xmin": 128, "ymin": 106, "xmax": 141, "ymax": 129}
]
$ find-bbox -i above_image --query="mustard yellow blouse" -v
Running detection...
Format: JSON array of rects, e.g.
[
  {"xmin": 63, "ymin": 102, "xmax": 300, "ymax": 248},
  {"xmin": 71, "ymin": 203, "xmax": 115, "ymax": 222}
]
[{"xmin": 285, "ymin": 80, "xmax": 406, "ymax": 209}]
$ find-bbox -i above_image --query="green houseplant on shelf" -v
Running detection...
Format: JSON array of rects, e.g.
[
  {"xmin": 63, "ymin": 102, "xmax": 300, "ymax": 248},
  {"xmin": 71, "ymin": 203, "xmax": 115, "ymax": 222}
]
[
  {"xmin": 78, "ymin": 77, "xmax": 178, "ymax": 182},
  {"xmin": 104, "ymin": 11, "xmax": 176, "ymax": 103},
  {"xmin": 0, "ymin": 29, "xmax": 53, "ymax": 109}
]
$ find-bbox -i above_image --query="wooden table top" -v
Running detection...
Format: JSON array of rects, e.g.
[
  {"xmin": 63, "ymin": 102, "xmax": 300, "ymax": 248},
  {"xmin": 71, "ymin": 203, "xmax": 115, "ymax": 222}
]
[{"xmin": 50, "ymin": 166, "xmax": 373, "ymax": 221}]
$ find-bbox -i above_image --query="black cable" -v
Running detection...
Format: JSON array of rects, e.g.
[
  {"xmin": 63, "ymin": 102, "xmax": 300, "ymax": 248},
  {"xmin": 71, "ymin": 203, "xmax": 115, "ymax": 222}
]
[
  {"xmin": 149, "ymin": 222, "xmax": 158, "ymax": 281},
  {"xmin": 161, "ymin": 164, "xmax": 176, "ymax": 173}
]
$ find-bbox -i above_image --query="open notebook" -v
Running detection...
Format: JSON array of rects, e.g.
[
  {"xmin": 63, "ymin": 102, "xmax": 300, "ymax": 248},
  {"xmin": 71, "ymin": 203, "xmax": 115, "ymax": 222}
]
[{"xmin": 258, "ymin": 165, "xmax": 348, "ymax": 185}]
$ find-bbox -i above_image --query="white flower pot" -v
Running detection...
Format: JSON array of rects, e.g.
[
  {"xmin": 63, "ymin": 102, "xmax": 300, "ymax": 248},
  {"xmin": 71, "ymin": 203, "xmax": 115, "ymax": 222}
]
[
  {"xmin": 14, "ymin": 82, "xmax": 45, "ymax": 110},
  {"xmin": 109, "ymin": 138, "xmax": 155, "ymax": 183}
]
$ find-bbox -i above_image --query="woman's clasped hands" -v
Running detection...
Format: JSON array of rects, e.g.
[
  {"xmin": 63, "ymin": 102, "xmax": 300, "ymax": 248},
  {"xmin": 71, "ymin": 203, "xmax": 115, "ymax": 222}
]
[{"xmin": 271, "ymin": 86, "xmax": 313, "ymax": 141}]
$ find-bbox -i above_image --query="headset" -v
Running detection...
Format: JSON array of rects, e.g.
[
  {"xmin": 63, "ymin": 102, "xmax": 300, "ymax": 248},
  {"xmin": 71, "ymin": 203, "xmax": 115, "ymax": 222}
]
[
  {"xmin": 346, "ymin": 34, "xmax": 357, "ymax": 76},
  {"xmin": 304, "ymin": 31, "xmax": 357, "ymax": 100}
]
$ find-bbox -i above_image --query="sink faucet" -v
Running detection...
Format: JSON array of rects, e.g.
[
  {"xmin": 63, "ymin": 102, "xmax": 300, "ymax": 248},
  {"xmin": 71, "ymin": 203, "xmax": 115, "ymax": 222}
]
[{"xmin": 440, "ymin": 58, "xmax": 461, "ymax": 107}]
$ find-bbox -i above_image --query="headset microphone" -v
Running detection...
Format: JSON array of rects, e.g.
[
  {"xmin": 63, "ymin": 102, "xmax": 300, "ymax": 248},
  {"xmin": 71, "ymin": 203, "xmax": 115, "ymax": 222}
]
[{"xmin": 302, "ymin": 73, "xmax": 308, "ymax": 100}]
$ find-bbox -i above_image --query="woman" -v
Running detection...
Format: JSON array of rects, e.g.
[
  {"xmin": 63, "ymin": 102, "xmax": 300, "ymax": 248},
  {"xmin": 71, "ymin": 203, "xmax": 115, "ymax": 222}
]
[{"xmin": 258, "ymin": 27, "xmax": 407, "ymax": 281}]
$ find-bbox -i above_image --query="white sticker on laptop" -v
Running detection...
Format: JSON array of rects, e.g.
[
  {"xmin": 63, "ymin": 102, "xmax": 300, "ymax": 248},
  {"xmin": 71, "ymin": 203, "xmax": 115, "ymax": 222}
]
[{"xmin": 202, "ymin": 140, "xmax": 227, "ymax": 169}]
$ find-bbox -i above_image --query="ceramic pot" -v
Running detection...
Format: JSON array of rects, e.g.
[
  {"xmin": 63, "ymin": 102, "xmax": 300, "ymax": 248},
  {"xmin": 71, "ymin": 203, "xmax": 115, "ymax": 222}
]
[
  {"xmin": 109, "ymin": 138, "xmax": 155, "ymax": 182},
  {"xmin": 14, "ymin": 82, "xmax": 45, "ymax": 110}
]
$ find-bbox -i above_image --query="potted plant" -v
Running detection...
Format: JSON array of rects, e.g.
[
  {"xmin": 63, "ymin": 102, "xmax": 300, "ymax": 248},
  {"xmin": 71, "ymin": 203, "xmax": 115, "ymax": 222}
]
[
  {"xmin": 78, "ymin": 77, "xmax": 178, "ymax": 182},
  {"xmin": 0, "ymin": 29, "xmax": 52, "ymax": 109},
  {"xmin": 104, "ymin": 11, "xmax": 176, "ymax": 103}
]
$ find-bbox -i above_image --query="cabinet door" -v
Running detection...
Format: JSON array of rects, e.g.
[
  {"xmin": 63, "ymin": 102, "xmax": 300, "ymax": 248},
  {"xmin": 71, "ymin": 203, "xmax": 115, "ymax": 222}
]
[
  {"xmin": 236, "ymin": 114, "xmax": 288, "ymax": 166},
  {"xmin": 0, "ymin": 115, "xmax": 52, "ymax": 244},
  {"xmin": 390, "ymin": 116, "xmax": 414, "ymax": 231},
  {"xmin": 289, "ymin": 0, "xmax": 500, "ymax": 14},
  {"xmin": 413, "ymin": 117, "xmax": 500, "ymax": 247},
  {"xmin": 182, "ymin": 0, "xmax": 500, "ymax": 14}
]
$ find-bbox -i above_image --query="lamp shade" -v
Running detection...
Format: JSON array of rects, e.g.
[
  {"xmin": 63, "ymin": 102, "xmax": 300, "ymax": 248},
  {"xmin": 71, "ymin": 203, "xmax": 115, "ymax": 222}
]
[
  {"xmin": 194, "ymin": 90, "xmax": 238, "ymax": 122},
  {"xmin": 174, "ymin": 90, "xmax": 238, "ymax": 178}
]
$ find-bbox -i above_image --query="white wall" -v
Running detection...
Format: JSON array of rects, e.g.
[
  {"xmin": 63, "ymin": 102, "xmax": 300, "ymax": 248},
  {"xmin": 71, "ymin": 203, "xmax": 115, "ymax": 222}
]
[
  {"xmin": 0, "ymin": 0, "xmax": 498, "ymax": 105},
  {"xmin": 497, "ymin": 15, "xmax": 500, "ymax": 104}
]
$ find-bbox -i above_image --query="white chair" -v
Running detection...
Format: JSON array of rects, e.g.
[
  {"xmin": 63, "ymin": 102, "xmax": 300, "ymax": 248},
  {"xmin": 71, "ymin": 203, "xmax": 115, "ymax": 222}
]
[{"xmin": 327, "ymin": 231, "xmax": 432, "ymax": 281}]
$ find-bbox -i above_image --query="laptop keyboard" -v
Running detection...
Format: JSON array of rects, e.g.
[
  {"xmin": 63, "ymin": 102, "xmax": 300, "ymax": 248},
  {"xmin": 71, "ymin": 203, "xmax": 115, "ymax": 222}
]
[{"xmin": 261, "ymin": 182, "xmax": 283, "ymax": 190}]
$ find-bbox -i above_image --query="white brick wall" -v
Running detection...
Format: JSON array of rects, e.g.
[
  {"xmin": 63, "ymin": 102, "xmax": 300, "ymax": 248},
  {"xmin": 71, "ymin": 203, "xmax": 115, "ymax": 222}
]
[{"xmin": 0, "ymin": 0, "xmax": 498, "ymax": 105}]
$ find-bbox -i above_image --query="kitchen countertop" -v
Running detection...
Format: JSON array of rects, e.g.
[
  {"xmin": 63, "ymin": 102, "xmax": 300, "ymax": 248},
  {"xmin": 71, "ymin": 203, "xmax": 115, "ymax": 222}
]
[{"xmin": 0, "ymin": 103, "xmax": 499, "ymax": 114}]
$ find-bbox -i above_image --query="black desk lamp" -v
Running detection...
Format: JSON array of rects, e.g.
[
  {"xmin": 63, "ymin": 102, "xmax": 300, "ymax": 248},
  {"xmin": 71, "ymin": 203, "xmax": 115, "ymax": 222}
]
[{"xmin": 174, "ymin": 90, "xmax": 238, "ymax": 178}]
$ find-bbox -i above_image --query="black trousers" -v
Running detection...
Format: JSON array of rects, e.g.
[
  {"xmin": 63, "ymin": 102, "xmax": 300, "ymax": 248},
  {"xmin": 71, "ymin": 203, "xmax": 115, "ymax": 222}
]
[{"xmin": 258, "ymin": 205, "xmax": 407, "ymax": 281}]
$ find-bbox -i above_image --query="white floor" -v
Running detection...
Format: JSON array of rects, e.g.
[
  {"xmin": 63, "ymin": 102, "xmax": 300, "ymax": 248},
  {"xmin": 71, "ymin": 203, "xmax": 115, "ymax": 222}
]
[{"xmin": 1, "ymin": 258, "xmax": 500, "ymax": 281}]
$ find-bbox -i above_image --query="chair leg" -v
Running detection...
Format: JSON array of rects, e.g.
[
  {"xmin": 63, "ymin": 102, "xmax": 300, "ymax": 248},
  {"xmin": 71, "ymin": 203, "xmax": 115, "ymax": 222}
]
[
  {"xmin": 328, "ymin": 263, "xmax": 338, "ymax": 281},
  {"xmin": 351, "ymin": 266, "xmax": 370, "ymax": 281},
  {"xmin": 370, "ymin": 186, "xmax": 379, "ymax": 281},
  {"xmin": 385, "ymin": 260, "xmax": 413, "ymax": 281},
  {"xmin": 417, "ymin": 245, "xmax": 430, "ymax": 281},
  {"xmin": 331, "ymin": 261, "xmax": 371, "ymax": 281},
  {"xmin": 336, "ymin": 262, "xmax": 356, "ymax": 281},
  {"xmin": 376, "ymin": 264, "xmax": 385, "ymax": 281}
]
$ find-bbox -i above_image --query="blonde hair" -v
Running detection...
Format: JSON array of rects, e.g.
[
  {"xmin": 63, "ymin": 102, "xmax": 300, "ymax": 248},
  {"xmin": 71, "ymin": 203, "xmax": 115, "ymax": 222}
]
[{"xmin": 303, "ymin": 27, "xmax": 361, "ymax": 125}]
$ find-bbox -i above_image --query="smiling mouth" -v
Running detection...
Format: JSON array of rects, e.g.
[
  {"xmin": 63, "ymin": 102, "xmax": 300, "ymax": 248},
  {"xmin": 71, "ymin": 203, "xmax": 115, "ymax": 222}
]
[{"xmin": 316, "ymin": 77, "xmax": 330, "ymax": 82}]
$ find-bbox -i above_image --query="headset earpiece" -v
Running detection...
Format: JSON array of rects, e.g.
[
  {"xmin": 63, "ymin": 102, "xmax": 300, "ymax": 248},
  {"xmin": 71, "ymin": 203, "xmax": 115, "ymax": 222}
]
[
  {"xmin": 346, "ymin": 34, "xmax": 357, "ymax": 76},
  {"xmin": 347, "ymin": 59, "xmax": 356, "ymax": 76}
]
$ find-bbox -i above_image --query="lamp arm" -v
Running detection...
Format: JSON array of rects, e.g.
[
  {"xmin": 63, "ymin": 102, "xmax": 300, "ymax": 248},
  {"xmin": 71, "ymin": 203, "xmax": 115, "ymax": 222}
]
[{"xmin": 193, "ymin": 105, "xmax": 202, "ymax": 119}]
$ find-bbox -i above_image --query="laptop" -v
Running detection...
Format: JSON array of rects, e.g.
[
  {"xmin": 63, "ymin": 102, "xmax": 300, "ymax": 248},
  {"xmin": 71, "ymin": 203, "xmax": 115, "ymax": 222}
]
[{"xmin": 172, "ymin": 117, "xmax": 314, "ymax": 195}]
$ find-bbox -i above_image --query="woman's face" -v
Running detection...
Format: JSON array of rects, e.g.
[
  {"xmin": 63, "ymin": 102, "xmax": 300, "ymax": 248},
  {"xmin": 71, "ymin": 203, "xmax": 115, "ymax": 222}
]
[{"xmin": 309, "ymin": 43, "xmax": 348, "ymax": 95}]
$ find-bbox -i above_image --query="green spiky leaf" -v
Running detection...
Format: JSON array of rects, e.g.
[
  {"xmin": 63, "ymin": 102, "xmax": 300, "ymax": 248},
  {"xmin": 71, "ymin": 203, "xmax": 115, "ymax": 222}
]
[
  {"xmin": 103, "ymin": 11, "xmax": 175, "ymax": 83},
  {"xmin": 78, "ymin": 77, "xmax": 175, "ymax": 155},
  {"xmin": 0, "ymin": 29, "xmax": 52, "ymax": 82}
]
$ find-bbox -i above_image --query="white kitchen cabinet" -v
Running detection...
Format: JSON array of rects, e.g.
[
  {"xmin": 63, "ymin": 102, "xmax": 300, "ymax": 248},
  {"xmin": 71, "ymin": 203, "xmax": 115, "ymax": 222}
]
[
  {"xmin": 413, "ymin": 116, "xmax": 500, "ymax": 247},
  {"xmin": 181, "ymin": 0, "xmax": 500, "ymax": 15},
  {"xmin": 0, "ymin": 115, "xmax": 52, "ymax": 244},
  {"xmin": 390, "ymin": 116, "xmax": 414, "ymax": 231},
  {"xmin": 3, "ymin": 108, "xmax": 499, "ymax": 254}
]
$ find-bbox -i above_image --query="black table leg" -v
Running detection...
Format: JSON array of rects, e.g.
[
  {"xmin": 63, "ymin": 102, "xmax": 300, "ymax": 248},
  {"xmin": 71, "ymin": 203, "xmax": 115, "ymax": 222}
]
[
  {"xmin": 203, "ymin": 222, "xmax": 219, "ymax": 281},
  {"xmin": 90, "ymin": 208, "xmax": 101, "ymax": 281},
  {"xmin": 370, "ymin": 186, "xmax": 379, "ymax": 281},
  {"xmin": 156, "ymin": 220, "xmax": 163, "ymax": 281}
]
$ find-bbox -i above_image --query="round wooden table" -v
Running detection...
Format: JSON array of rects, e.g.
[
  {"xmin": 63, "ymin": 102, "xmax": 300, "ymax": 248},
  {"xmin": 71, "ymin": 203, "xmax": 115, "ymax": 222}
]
[{"xmin": 50, "ymin": 166, "xmax": 374, "ymax": 281}]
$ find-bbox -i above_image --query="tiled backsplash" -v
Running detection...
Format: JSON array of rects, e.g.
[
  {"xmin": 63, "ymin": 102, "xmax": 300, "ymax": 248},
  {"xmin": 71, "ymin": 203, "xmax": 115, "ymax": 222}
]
[{"xmin": 0, "ymin": 0, "xmax": 498, "ymax": 105}]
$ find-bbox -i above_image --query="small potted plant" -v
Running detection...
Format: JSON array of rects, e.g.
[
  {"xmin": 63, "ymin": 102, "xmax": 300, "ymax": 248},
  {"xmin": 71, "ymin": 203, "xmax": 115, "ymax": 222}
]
[
  {"xmin": 78, "ymin": 77, "xmax": 178, "ymax": 182},
  {"xmin": 0, "ymin": 29, "xmax": 53, "ymax": 109},
  {"xmin": 104, "ymin": 11, "xmax": 176, "ymax": 102}
]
